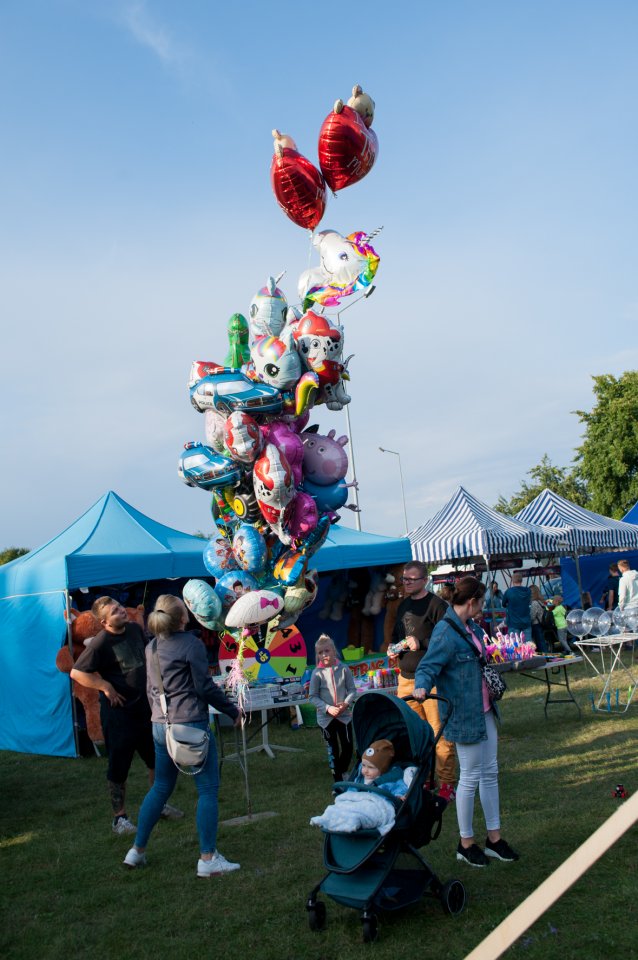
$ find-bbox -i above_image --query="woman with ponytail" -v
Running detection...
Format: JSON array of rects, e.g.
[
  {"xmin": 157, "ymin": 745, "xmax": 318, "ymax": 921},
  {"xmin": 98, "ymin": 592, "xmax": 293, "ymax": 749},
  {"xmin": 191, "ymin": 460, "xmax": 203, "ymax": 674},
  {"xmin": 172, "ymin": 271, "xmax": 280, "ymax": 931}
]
[{"xmin": 123, "ymin": 594, "xmax": 241, "ymax": 878}]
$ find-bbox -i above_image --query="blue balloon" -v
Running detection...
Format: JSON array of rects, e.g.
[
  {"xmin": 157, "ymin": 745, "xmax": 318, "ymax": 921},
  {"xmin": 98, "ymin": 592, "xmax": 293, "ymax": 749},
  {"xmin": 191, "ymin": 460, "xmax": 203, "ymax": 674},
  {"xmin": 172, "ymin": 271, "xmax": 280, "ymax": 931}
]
[
  {"xmin": 215, "ymin": 569, "xmax": 259, "ymax": 611},
  {"xmin": 232, "ymin": 523, "xmax": 268, "ymax": 575},
  {"xmin": 183, "ymin": 579, "xmax": 222, "ymax": 629},
  {"xmin": 302, "ymin": 477, "xmax": 350, "ymax": 513},
  {"xmin": 203, "ymin": 537, "xmax": 239, "ymax": 580}
]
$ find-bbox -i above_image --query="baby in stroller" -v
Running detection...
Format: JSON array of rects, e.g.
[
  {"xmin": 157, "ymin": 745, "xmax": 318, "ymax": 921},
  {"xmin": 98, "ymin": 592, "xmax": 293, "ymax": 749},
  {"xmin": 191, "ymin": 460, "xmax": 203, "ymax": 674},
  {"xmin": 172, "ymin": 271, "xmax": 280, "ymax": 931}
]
[{"xmin": 310, "ymin": 739, "xmax": 417, "ymax": 836}]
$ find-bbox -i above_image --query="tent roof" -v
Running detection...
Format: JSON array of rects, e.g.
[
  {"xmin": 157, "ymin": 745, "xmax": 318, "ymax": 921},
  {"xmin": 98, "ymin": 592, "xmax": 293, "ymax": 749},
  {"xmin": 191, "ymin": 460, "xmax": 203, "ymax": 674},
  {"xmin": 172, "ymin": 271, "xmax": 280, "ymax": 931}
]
[
  {"xmin": 408, "ymin": 486, "xmax": 560, "ymax": 563},
  {"xmin": 313, "ymin": 523, "xmax": 411, "ymax": 572},
  {"xmin": 516, "ymin": 489, "xmax": 638, "ymax": 551},
  {"xmin": 0, "ymin": 491, "xmax": 209, "ymax": 595},
  {"xmin": 623, "ymin": 500, "xmax": 638, "ymax": 525}
]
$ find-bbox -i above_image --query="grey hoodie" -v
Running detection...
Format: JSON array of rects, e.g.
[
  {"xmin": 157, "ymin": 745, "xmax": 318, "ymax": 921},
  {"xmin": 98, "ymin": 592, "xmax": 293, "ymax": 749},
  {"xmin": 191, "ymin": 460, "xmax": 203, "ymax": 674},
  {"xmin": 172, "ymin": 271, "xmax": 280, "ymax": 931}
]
[{"xmin": 619, "ymin": 569, "xmax": 638, "ymax": 610}]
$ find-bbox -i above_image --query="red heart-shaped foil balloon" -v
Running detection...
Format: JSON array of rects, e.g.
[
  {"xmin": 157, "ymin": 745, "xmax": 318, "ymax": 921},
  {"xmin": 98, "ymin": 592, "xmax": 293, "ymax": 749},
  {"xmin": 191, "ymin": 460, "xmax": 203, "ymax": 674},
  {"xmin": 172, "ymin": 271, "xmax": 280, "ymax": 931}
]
[
  {"xmin": 318, "ymin": 105, "xmax": 378, "ymax": 193},
  {"xmin": 270, "ymin": 148, "xmax": 327, "ymax": 231}
]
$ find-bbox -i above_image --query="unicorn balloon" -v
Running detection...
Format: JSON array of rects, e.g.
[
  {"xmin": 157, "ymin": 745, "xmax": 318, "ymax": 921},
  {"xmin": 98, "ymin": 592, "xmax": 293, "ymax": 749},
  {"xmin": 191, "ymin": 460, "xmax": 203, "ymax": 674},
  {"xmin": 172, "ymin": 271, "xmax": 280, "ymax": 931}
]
[{"xmin": 297, "ymin": 229, "xmax": 380, "ymax": 309}]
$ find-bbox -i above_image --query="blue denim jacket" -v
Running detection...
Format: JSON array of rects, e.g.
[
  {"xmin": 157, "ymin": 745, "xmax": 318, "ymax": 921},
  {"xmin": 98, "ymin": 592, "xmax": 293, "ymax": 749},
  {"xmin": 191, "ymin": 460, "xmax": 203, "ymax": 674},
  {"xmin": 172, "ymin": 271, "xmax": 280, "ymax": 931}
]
[{"xmin": 413, "ymin": 609, "xmax": 498, "ymax": 744}]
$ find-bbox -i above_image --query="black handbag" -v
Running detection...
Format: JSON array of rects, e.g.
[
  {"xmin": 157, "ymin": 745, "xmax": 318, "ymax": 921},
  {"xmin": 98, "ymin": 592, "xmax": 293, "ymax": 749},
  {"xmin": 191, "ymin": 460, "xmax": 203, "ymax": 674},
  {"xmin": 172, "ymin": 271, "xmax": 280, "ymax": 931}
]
[{"xmin": 443, "ymin": 617, "xmax": 507, "ymax": 702}]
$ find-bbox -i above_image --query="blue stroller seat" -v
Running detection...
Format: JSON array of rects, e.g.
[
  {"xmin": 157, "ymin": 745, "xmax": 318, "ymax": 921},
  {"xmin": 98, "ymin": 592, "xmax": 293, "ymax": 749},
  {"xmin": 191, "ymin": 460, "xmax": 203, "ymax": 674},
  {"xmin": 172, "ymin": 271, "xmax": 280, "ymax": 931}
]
[{"xmin": 307, "ymin": 691, "xmax": 466, "ymax": 942}]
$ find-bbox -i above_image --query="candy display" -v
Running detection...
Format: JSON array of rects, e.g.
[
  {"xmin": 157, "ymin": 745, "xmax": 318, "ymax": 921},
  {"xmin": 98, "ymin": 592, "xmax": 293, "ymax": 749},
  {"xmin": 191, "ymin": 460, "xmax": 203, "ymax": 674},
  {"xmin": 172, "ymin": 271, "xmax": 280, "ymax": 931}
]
[{"xmin": 486, "ymin": 631, "xmax": 538, "ymax": 663}]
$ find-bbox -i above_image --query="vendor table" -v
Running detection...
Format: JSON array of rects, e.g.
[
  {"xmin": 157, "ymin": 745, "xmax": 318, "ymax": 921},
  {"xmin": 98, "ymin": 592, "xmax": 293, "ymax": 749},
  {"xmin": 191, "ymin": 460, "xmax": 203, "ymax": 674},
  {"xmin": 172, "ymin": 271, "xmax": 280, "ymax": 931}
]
[
  {"xmin": 499, "ymin": 656, "xmax": 583, "ymax": 718},
  {"xmin": 573, "ymin": 634, "xmax": 638, "ymax": 714}
]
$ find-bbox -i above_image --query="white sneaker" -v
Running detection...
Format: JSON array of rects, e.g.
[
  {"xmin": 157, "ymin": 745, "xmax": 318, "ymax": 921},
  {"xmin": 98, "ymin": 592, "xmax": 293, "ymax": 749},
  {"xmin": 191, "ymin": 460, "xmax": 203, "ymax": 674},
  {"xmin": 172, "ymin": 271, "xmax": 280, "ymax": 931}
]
[
  {"xmin": 160, "ymin": 803, "xmax": 184, "ymax": 820},
  {"xmin": 123, "ymin": 847, "xmax": 147, "ymax": 868},
  {"xmin": 112, "ymin": 815, "xmax": 136, "ymax": 836},
  {"xmin": 197, "ymin": 851, "xmax": 240, "ymax": 877}
]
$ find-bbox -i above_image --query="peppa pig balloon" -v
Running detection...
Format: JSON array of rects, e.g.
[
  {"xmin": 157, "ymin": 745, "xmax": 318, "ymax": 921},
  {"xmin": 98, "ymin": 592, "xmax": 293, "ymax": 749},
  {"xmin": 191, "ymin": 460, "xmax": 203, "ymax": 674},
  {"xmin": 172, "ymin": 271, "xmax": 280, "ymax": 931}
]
[
  {"xmin": 301, "ymin": 427, "xmax": 349, "ymax": 484},
  {"xmin": 224, "ymin": 411, "xmax": 263, "ymax": 463},
  {"xmin": 302, "ymin": 476, "xmax": 358, "ymax": 515},
  {"xmin": 232, "ymin": 523, "xmax": 268, "ymax": 575},
  {"xmin": 261, "ymin": 421, "xmax": 305, "ymax": 486}
]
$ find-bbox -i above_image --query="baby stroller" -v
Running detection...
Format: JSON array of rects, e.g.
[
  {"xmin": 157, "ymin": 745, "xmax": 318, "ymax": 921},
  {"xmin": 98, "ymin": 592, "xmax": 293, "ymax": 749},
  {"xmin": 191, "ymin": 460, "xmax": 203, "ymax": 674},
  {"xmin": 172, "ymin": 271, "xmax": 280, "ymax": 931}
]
[{"xmin": 307, "ymin": 691, "xmax": 466, "ymax": 942}]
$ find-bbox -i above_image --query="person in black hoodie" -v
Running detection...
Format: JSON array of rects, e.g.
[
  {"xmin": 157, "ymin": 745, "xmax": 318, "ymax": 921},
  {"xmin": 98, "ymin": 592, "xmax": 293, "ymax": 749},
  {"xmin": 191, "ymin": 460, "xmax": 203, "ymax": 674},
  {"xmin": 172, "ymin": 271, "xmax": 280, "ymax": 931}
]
[{"xmin": 389, "ymin": 562, "xmax": 456, "ymax": 801}]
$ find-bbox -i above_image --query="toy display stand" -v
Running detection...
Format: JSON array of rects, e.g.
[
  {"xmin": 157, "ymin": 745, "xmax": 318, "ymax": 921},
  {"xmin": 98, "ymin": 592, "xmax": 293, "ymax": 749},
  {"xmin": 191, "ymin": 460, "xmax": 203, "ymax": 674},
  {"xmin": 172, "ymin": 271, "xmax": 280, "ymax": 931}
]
[{"xmin": 573, "ymin": 634, "xmax": 638, "ymax": 714}]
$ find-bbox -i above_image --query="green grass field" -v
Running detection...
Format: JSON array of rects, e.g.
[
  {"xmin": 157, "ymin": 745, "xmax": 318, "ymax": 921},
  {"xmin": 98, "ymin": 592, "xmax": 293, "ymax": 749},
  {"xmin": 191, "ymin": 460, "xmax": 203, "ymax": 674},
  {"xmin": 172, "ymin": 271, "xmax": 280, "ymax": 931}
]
[{"xmin": 2, "ymin": 663, "xmax": 637, "ymax": 960}]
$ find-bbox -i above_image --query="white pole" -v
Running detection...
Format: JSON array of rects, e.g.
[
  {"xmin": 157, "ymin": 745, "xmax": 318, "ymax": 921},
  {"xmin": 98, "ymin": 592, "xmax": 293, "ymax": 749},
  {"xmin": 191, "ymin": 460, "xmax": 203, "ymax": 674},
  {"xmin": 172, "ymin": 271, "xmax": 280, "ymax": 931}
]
[
  {"xmin": 344, "ymin": 400, "xmax": 362, "ymax": 531},
  {"xmin": 379, "ymin": 447, "xmax": 409, "ymax": 536}
]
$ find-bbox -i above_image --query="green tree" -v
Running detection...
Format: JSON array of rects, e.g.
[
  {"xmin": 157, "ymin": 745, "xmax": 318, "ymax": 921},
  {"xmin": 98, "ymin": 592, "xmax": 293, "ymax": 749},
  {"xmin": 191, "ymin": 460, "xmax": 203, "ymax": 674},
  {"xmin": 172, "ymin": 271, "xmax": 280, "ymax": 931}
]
[
  {"xmin": 495, "ymin": 454, "xmax": 589, "ymax": 516},
  {"xmin": 0, "ymin": 547, "xmax": 29, "ymax": 565},
  {"xmin": 574, "ymin": 371, "xmax": 638, "ymax": 518}
]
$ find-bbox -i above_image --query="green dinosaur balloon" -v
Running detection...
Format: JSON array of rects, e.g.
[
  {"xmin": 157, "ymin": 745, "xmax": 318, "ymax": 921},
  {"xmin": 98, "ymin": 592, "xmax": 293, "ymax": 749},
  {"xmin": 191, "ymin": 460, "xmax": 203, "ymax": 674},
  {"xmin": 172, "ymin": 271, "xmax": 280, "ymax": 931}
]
[{"xmin": 224, "ymin": 313, "xmax": 251, "ymax": 368}]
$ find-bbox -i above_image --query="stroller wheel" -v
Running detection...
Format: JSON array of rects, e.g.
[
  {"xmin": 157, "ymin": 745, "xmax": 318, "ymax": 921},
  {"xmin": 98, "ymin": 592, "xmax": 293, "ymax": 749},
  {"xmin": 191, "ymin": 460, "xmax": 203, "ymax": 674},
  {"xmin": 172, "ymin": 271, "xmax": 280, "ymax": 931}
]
[
  {"xmin": 440, "ymin": 879, "xmax": 466, "ymax": 916},
  {"xmin": 307, "ymin": 899, "xmax": 327, "ymax": 932},
  {"xmin": 361, "ymin": 911, "xmax": 378, "ymax": 943}
]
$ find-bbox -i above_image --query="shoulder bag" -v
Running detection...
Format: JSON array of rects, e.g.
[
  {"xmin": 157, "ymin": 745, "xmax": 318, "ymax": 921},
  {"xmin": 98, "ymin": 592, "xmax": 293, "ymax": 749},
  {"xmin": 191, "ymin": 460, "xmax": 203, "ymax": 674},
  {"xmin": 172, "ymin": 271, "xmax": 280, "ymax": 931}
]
[
  {"xmin": 443, "ymin": 617, "xmax": 507, "ymax": 702},
  {"xmin": 152, "ymin": 640, "xmax": 210, "ymax": 775}
]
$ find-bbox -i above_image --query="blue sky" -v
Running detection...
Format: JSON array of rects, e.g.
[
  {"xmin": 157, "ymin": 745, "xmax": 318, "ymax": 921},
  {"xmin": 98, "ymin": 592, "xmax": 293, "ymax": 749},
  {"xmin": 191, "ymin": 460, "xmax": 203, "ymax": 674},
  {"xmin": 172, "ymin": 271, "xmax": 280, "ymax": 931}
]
[{"xmin": 1, "ymin": 0, "xmax": 637, "ymax": 548}]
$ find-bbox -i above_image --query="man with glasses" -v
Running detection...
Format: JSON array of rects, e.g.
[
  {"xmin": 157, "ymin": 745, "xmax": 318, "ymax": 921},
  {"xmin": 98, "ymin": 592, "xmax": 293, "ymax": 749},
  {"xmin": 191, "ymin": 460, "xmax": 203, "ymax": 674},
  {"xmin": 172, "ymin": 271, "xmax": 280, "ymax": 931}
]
[{"xmin": 389, "ymin": 561, "xmax": 456, "ymax": 801}]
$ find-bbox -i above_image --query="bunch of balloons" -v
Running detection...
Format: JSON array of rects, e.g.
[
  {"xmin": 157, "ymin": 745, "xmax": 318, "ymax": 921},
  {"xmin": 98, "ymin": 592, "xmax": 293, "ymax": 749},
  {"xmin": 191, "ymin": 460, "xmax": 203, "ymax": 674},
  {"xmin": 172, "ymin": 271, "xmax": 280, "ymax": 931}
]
[
  {"xmin": 176, "ymin": 86, "xmax": 381, "ymax": 699},
  {"xmin": 270, "ymin": 84, "xmax": 378, "ymax": 231}
]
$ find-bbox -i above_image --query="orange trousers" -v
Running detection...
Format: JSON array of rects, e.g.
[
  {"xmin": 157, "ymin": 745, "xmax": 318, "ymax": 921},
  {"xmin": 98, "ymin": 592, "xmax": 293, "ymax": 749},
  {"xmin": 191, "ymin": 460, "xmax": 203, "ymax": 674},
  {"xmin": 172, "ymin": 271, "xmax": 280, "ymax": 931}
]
[{"xmin": 397, "ymin": 675, "xmax": 456, "ymax": 786}]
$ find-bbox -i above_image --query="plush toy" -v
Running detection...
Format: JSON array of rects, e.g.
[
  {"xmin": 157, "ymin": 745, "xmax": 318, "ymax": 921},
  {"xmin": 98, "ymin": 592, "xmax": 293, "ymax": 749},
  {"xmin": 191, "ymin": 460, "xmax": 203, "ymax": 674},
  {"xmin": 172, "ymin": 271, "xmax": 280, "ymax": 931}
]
[
  {"xmin": 381, "ymin": 566, "xmax": 405, "ymax": 652},
  {"xmin": 56, "ymin": 609, "xmax": 104, "ymax": 747},
  {"xmin": 334, "ymin": 84, "xmax": 376, "ymax": 127},
  {"xmin": 318, "ymin": 572, "xmax": 349, "ymax": 621},
  {"xmin": 362, "ymin": 571, "xmax": 395, "ymax": 617},
  {"xmin": 56, "ymin": 605, "xmax": 146, "ymax": 749}
]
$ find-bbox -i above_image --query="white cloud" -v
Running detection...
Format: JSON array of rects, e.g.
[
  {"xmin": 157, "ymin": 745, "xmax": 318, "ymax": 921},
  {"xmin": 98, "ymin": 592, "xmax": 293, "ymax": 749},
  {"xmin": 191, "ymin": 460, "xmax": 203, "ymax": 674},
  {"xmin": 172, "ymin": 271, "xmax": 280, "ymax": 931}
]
[{"xmin": 120, "ymin": 1, "xmax": 184, "ymax": 65}]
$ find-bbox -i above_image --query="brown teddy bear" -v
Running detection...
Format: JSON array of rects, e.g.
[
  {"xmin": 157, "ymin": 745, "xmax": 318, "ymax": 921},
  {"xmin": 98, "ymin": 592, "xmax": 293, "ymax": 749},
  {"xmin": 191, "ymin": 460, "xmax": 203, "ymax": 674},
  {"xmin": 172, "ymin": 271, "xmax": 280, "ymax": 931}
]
[
  {"xmin": 56, "ymin": 604, "xmax": 146, "ymax": 749},
  {"xmin": 334, "ymin": 84, "xmax": 376, "ymax": 127},
  {"xmin": 56, "ymin": 609, "xmax": 104, "ymax": 747}
]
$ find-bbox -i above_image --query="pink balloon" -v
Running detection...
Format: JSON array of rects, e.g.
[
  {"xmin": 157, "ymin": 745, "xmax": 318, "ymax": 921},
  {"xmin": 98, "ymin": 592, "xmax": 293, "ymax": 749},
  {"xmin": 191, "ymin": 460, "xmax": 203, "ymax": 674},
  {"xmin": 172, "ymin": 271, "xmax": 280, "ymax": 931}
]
[
  {"xmin": 286, "ymin": 491, "xmax": 319, "ymax": 539},
  {"xmin": 261, "ymin": 421, "xmax": 304, "ymax": 486}
]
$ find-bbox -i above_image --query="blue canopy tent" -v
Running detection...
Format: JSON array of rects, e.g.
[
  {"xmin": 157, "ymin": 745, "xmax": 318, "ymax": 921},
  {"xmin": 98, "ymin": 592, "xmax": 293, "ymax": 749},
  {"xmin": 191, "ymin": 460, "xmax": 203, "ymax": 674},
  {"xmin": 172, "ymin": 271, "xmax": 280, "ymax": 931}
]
[
  {"xmin": 623, "ymin": 501, "xmax": 638, "ymax": 525},
  {"xmin": 516, "ymin": 489, "xmax": 638, "ymax": 605},
  {"xmin": 0, "ymin": 492, "xmax": 410, "ymax": 757},
  {"xmin": 0, "ymin": 491, "xmax": 210, "ymax": 758},
  {"xmin": 313, "ymin": 524, "xmax": 412, "ymax": 572}
]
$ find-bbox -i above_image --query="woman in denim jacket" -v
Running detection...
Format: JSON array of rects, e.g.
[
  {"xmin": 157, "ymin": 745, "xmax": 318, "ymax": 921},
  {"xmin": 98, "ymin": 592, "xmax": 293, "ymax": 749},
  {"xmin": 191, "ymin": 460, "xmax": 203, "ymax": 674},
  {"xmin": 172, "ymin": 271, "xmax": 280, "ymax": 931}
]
[{"xmin": 414, "ymin": 577, "xmax": 519, "ymax": 868}]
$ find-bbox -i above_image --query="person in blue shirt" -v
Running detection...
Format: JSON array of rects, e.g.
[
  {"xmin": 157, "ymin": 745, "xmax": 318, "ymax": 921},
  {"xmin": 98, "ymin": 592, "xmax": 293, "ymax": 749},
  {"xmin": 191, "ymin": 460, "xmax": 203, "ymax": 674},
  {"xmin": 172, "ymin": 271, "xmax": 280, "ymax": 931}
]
[{"xmin": 502, "ymin": 572, "xmax": 532, "ymax": 639}]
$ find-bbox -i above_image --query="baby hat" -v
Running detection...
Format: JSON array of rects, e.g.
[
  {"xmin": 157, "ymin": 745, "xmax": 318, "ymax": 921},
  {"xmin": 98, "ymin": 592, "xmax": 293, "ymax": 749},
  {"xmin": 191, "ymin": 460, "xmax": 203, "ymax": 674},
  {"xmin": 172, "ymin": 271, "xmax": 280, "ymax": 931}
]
[{"xmin": 363, "ymin": 739, "xmax": 395, "ymax": 775}]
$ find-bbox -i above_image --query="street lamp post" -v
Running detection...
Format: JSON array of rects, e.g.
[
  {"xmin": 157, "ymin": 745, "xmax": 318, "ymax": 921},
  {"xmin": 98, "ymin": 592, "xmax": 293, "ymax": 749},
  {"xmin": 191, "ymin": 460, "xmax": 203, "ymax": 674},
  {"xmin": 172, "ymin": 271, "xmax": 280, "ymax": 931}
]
[{"xmin": 379, "ymin": 447, "xmax": 409, "ymax": 536}]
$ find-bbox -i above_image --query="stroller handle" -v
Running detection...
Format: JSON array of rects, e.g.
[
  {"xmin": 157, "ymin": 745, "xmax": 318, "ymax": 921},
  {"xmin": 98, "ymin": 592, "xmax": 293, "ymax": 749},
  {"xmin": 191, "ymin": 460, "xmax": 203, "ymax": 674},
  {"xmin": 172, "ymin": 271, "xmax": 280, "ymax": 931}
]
[{"xmin": 400, "ymin": 692, "xmax": 454, "ymax": 744}]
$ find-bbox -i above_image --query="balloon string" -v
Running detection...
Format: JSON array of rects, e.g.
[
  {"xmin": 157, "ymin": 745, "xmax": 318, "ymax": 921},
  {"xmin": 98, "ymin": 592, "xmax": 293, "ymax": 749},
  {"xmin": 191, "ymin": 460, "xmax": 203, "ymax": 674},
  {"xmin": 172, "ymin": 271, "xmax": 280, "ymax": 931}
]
[{"xmin": 307, "ymin": 230, "xmax": 313, "ymax": 273}]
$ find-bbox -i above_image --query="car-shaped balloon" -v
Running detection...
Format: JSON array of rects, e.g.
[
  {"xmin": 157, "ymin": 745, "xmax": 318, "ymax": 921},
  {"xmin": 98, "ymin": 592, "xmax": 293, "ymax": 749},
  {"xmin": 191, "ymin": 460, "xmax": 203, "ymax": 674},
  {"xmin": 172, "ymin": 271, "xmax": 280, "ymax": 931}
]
[
  {"xmin": 178, "ymin": 442, "xmax": 242, "ymax": 490},
  {"xmin": 189, "ymin": 367, "xmax": 283, "ymax": 417}
]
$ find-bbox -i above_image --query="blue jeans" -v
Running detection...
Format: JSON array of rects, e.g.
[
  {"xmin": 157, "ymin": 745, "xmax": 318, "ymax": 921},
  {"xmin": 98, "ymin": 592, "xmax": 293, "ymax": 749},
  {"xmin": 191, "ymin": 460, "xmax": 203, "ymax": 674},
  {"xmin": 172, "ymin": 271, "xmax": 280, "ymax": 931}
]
[{"xmin": 135, "ymin": 721, "xmax": 219, "ymax": 854}]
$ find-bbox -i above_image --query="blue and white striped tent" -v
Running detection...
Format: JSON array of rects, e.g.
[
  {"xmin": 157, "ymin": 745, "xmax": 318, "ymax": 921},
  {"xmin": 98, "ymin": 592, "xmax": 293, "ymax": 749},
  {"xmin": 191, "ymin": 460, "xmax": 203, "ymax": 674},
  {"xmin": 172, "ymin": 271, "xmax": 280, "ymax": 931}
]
[
  {"xmin": 408, "ymin": 486, "xmax": 560, "ymax": 563},
  {"xmin": 516, "ymin": 489, "xmax": 638, "ymax": 551}
]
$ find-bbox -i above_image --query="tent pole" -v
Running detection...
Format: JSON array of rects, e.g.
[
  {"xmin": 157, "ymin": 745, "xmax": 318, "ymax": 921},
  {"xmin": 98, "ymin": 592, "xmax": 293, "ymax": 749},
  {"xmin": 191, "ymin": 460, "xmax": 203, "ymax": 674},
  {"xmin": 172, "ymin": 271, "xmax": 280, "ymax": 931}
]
[
  {"xmin": 65, "ymin": 589, "xmax": 80, "ymax": 758},
  {"xmin": 484, "ymin": 554, "xmax": 497, "ymax": 637},
  {"xmin": 573, "ymin": 552, "xmax": 585, "ymax": 608}
]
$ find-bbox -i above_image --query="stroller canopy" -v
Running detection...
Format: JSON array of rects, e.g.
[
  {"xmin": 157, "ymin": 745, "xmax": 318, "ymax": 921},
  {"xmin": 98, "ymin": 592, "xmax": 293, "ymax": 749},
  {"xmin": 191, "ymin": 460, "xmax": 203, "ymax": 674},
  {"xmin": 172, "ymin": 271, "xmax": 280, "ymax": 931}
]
[{"xmin": 352, "ymin": 692, "xmax": 433, "ymax": 765}]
